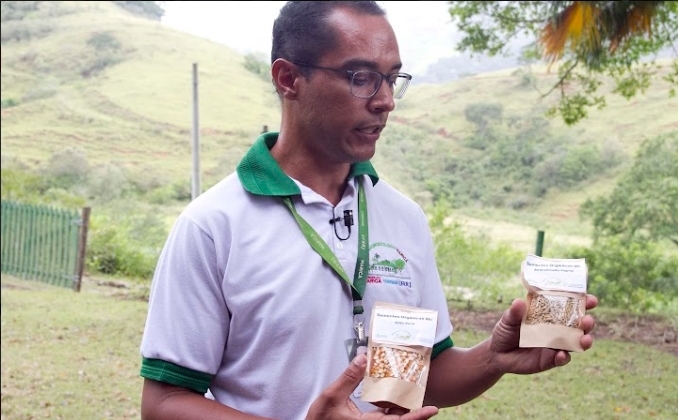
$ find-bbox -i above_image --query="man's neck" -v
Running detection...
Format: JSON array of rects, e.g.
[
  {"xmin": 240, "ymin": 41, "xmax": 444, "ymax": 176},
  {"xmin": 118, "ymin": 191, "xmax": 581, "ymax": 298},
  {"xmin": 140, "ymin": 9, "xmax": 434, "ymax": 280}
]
[{"xmin": 270, "ymin": 136, "xmax": 350, "ymax": 206}]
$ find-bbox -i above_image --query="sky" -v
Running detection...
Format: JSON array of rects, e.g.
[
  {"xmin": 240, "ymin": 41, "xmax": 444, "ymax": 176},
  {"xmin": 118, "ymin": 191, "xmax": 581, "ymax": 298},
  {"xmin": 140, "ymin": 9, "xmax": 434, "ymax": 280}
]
[{"xmin": 161, "ymin": 1, "xmax": 462, "ymax": 76}]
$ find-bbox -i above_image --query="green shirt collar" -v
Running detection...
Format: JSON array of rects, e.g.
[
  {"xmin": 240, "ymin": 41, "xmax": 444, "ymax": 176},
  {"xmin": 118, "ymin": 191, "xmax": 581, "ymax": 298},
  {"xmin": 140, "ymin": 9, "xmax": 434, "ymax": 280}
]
[{"xmin": 237, "ymin": 132, "xmax": 379, "ymax": 196}]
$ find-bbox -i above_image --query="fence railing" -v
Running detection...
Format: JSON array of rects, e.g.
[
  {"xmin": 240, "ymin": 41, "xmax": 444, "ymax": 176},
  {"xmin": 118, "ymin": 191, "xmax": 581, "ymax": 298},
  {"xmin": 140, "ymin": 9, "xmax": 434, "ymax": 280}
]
[{"xmin": 1, "ymin": 200, "xmax": 90, "ymax": 291}]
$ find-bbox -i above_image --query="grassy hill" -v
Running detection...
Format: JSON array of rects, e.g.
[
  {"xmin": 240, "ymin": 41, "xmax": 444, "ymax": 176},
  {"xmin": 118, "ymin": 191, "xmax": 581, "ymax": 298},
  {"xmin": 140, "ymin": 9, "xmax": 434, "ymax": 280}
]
[
  {"xmin": 1, "ymin": 0, "xmax": 281, "ymax": 187},
  {"xmin": 380, "ymin": 61, "xmax": 677, "ymax": 249},
  {"xmin": 2, "ymin": 1, "xmax": 676, "ymax": 253}
]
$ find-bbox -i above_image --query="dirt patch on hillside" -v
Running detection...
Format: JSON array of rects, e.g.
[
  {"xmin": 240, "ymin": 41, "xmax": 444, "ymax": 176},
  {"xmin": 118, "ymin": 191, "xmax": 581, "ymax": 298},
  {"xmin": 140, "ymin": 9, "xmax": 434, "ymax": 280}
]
[{"xmin": 450, "ymin": 308, "xmax": 678, "ymax": 357}]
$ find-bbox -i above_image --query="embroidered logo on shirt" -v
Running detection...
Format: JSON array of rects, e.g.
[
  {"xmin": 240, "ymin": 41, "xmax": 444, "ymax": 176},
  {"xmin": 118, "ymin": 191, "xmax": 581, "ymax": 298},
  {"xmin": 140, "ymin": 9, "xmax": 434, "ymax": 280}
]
[{"xmin": 368, "ymin": 242, "xmax": 411, "ymax": 282}]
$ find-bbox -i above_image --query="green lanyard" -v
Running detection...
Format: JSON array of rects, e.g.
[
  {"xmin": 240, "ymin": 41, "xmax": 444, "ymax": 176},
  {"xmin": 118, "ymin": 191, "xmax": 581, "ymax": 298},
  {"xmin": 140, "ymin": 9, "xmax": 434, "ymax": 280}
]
[{"xmin": 282, "ymin": 179, "xmax": 369, "ymax": 338}]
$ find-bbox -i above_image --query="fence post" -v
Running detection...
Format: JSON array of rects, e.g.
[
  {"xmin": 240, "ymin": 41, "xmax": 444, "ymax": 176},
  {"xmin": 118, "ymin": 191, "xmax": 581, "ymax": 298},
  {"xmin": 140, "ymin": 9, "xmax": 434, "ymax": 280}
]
[
  {"xmin": 73, "ymin": 207, "xmax": 91, "ymax": 292},
  {"xmin": 535, "ymin": 230, "xmax": 545, "ymax": 257}
]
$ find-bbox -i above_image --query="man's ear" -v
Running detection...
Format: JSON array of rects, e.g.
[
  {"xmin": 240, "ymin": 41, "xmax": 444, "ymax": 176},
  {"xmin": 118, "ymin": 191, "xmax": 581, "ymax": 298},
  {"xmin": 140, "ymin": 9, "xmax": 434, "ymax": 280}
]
[{"xmin": 271, "ymin": 59, "xmax": 300, "ymax": 99}]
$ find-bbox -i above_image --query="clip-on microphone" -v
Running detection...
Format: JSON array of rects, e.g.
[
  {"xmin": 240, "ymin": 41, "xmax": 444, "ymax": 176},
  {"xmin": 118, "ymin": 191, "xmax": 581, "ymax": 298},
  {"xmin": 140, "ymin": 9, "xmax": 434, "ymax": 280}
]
[{"xmin": 329, "ymin": 209, "xmax": 354, "ymax": 241}]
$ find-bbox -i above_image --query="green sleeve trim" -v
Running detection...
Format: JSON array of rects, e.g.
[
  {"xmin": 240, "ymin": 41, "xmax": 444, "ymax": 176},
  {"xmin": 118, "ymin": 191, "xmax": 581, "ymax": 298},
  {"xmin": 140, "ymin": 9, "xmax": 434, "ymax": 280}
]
[
  {"xmin": 431, "ymin": 336, "xmax": 454, "ymax": 360},
  {"xmin": 140, "ymin": 358, "xmax": 213, "ymax": 394}
]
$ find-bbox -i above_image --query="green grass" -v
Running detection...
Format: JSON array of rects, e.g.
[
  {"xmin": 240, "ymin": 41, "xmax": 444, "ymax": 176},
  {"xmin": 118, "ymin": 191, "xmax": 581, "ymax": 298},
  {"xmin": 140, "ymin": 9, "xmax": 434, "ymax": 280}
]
[
  {"xmin": 1, "ymin": 275, "xmax": 146, "ymax": 420},
  {"xmin": 2, "ymin": 275, "xmax": 677, "ymax": 419},
  {"xmin": 437, "ymin": 330, "xmax": 678, "ymax": 420}
]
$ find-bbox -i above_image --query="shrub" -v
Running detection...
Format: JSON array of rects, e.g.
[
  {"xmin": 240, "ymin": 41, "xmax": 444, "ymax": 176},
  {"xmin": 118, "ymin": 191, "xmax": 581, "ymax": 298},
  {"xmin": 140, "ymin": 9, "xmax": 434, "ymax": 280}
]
[
  {"xmin": 243, "ymin": 53, "xmax": 271, "ymax": 81},
  {"xmin": 86, "ymin": 162, "xmax": 131, "ymax": 202},
  {"xmin": 428, "ymin": 200, "xmax": 524, "ymax": 303},
  {"xmin": 564, "ymin": 237, "xmax": 678, "ymax": 314},
  {"xmin": 557, "ymin": 144, "xmax": 603, "ymax": 187},
  {"xmin": 112, "ymin": 1, "xmax": 164, "ymax": 20},
  {"xmin": 40, "ymin": 146, "xmax": 89, "ymax": 188},
  {"xmin": 1, "ymin": 97, "xmax": 19, "ymax": 108},
  {"xmin": 80, "ymin": 33, "xmax": 123, "ymax": 78},
  {"xmin": 86, "ymin": 32, "xmax": 121, "ymax": 51},
  {"xmin": 86, "ymin": 211, "xmax": 167, "ymax": 280},
  {"xmin": 0, "ymin": 19, "xmax": 52, "ymax": 43},
  {"xmin": 1, "ymin": 166, "xmax": 85, "ymax": 208},
  {"xmin": 0, "ymin": 1, "xmax": 40, "ymax": 22},
  {"xmin": 128, "ymin": 166, "xmax": 166, "ymax": 195},
  {"xmin": 42, "ymin": 187, "xmax": 87, "ymax": 209},
  {"xmin": 516, "ymin": 68, "xmax": 537, "ymax": 89},
  {"xmin": 464, "ymin": 102, "xmax": 503, "ymax": 137},
  {"xmin": 0, "ymin": 167, "xmax": 49, "ymax": 201},
  {"xmin": 80, "ymin": 55, "xmax": 122, "ymax": 78}
]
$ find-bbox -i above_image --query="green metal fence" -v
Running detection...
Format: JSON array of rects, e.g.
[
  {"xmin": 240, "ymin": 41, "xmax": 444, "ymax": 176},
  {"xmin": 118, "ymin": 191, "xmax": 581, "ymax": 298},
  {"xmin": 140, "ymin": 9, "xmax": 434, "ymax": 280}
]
[{"xmin": 1, "ymin": 200, "xmax": 90, "ymax": 291}]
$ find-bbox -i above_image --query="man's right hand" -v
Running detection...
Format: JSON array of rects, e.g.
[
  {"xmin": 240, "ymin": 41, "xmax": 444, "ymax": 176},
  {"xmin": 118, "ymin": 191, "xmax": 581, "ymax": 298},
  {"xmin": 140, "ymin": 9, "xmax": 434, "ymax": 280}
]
[{"xmin": 304, "ymin": 353, "xmax": 439, "ymax": 420}]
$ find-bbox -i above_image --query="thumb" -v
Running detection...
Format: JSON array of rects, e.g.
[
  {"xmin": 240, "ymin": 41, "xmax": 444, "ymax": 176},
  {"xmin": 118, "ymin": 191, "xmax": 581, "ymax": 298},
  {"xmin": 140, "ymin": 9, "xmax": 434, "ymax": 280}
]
[
  {"xmin": 491, "ymin": 299, "xmax": 526, "ymax": 352},
  {"xmin": 325, "ymin": 353, "xmax": 367, "ymax": 404},
  {"xmin": 306, "ymin": 354, "xmax": 367, "ymax": 418},
  {"xmin": 503, "ymin": 298, "xmax": 527, "ymax": 327}
]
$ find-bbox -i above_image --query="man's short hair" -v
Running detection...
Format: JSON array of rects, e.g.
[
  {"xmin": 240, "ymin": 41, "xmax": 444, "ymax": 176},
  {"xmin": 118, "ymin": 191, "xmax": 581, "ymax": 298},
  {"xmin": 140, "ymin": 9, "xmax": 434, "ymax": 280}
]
[{"xmin": 271, "ymin": 1, "xmax": 386, "ymax": 68}]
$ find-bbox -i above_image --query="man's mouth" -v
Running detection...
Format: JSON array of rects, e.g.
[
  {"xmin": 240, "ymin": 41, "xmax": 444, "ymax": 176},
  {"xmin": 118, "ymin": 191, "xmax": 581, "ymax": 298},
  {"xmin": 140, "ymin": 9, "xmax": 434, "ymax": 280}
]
[{"xmin": 357, "ymin": 125, "xmax": 383, "ymax": 135}]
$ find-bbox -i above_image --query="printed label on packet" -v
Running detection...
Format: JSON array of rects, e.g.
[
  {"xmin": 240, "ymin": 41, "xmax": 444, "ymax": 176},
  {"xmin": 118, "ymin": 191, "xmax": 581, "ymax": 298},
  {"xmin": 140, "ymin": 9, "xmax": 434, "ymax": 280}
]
[
  {"xmin": 370, "ymin": 306, "xmax": 438, "ymax": 347},
  {"xmin": 522, "ymin": 254, "xmax": 587, "ymax": 293}
]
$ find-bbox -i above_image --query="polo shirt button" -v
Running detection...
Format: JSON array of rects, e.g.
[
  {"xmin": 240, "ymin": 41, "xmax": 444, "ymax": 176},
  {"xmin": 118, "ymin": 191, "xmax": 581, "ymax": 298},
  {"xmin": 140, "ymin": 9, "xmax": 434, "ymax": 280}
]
[{"xmin": 336, "ymin": 242, "xmax": 344, "ymax": 250}]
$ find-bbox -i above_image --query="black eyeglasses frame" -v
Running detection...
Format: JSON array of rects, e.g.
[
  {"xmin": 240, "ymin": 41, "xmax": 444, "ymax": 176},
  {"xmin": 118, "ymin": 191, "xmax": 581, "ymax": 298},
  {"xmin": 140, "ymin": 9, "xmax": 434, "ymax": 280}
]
[{"xmin": 292, "ymin": 61, "xmax": 412, "ymax": 99}]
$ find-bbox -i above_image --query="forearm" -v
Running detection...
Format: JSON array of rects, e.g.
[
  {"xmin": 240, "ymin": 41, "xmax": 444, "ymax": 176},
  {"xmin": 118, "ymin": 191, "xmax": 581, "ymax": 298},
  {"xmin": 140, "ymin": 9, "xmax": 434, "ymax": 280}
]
[
  {"xmin": 423, "ymin": 338, "xmax": 504, "ymax": 407},
  {"xmin": 141, "ymin": 379, "xmax": 276, "ymax": 420}
]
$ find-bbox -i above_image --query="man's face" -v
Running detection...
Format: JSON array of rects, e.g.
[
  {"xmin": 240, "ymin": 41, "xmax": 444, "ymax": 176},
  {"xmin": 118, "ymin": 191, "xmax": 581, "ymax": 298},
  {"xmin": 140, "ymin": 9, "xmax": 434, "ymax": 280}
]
[{"xmin": 297, "ymin": 8, "xmax": 402, "ymax": 165}]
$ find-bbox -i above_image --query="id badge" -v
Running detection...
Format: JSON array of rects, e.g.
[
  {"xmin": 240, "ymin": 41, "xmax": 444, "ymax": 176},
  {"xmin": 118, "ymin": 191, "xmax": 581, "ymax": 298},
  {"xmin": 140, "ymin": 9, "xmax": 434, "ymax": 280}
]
[{"xmin": 345, "ymin": 338, "xmax": 368, "ymax": 361}]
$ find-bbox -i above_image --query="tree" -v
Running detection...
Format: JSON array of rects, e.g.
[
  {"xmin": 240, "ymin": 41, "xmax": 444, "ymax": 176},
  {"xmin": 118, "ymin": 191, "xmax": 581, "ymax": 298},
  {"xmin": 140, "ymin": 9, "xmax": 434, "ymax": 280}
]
[
  {"xmin": 113, "ymin": 1, "xmax": 165, "ymax": 21},
  {"xmin": 464, "ymin": 102, "xmax": 503, "ymax": 131},
  {"xmin": 448, "ymin": 1, "xmax": 678, "ymax": 125},
  {"xmin": 580, "ymin": 133, "xmax": 678, "ymax": 246}
]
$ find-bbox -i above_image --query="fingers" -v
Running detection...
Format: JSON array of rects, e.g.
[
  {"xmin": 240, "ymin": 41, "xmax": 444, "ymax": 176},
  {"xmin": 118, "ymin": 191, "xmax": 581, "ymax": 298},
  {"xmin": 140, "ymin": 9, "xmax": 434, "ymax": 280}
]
[
  {"xmin": 580, "ymin": 314, "xmax": 595, "ymax": 334},
  {"xmin": 580, "ymin": 296, "xmax": 596, "ymax": 331},
  {"xmin": 398, "ymin": 406, "xmax": 439, "ymax": 419},
  {"xmin": 578, "ymin": 294, "xmax": 597, "ymax": 351},
  {"xmin": 306, "ymin": 354, "xmax": 438, "ymax": 419},
  {"xmin": 553, "ymin": 350, "xmax": 572, "ymax": 367},
  {"xmin": 580, "ymin": 332, "xmax": 594, "ymax": 351}
]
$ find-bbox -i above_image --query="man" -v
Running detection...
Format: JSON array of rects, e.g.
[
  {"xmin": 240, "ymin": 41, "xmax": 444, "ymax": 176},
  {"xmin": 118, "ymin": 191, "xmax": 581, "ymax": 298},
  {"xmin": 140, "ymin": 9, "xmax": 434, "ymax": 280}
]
[{"xmin": 139, "ymin": 2, "xmax": 597, "ymax": 419}]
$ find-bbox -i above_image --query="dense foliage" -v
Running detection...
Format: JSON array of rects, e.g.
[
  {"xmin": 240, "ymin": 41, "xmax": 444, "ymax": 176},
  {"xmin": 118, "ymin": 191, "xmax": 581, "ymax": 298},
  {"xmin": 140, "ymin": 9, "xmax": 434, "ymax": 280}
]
[
  {"xmin": 416, "ymin": 104, "xmax": 623, "ymax": 208},
  {"xmin": 1, "ymin": 151, "xmax": 177, "ymax": 280},
  {"xmin": 428, "ymin": 200, "xmax": 525, "ymax": 304},
  {"xmin": 1, "ymin": 1, "xmax": 41, "ymax": 22},
  {"xmin": 112, "ymin": 1, "xmax": 164, "ymax": 21},
  {"xmin": 581, "ymin": 132, "xmax": 678, "ymax": 246},
  {"xmin": 566, "ymin": 236, "xmax": 678, "ymax": 314},
  {"xmin": 243, "ymin": 52, "xmax": 271, "ymax": 81},
  {"xmin": 1, "ymin": 1, "xmax": 58, "ymax": 43},
  {"xmin": 447, "ymin": 1, "xmax": 678, "ymax": 125},
  {"xmin": 2, "ymin": 142, "xmax": 676, "ymax": 315}
]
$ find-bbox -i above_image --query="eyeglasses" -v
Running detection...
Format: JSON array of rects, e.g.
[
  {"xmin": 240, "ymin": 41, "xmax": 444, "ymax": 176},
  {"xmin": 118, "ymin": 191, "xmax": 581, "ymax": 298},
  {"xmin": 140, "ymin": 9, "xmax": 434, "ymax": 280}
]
[{"xmin": 293, "ymin": 62, "xmax": 412, "ymax": 99}]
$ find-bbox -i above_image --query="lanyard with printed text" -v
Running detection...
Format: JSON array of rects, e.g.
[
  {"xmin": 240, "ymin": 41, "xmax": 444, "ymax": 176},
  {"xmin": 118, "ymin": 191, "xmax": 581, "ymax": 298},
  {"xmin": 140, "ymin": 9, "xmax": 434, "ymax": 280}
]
[{"xmin": 282, "ymin": 179, "xmax": 369, "ymax": 341}]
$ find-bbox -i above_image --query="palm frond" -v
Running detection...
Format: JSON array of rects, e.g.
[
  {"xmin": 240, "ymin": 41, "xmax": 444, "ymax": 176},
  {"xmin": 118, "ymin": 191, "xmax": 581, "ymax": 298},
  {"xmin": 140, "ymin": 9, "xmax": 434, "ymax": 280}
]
[
  {"xmin": 540, "ymin": 1, "xmax": 600, "ymax": 63},
  {"xmin": 540, "ymin": 1, "xmax": 661, "ymax": 60}
]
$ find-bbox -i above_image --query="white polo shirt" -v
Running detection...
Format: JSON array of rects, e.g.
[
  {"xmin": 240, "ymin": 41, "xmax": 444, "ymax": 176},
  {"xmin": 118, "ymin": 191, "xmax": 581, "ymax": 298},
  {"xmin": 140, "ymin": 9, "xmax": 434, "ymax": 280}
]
[{"xmin": 140, "ymin": 132, "xmax": 454, "ymax": 418}]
